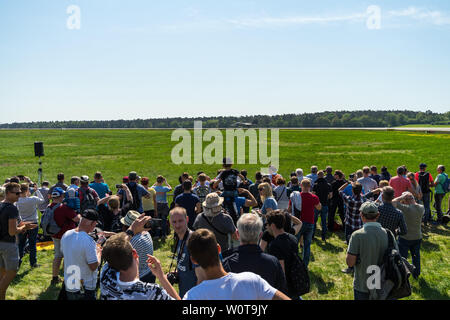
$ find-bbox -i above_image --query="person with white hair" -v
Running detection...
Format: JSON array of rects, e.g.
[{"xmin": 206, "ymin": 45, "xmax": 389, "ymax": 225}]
[
  {"xmin": 295, "ymin": 168, "xmax": 304, "ymax": 182},
  {"xmin": 392, "ymin": 192, "xmax": 425, "ymax": 279},
  {"xmin": 221, "ymin": 213, "xmax": 287, "ymax": 293}
]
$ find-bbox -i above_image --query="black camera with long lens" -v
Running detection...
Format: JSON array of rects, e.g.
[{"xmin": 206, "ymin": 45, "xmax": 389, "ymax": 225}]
[
  {"xmin": 167, "ymin": 271, "xmax": 179, "ymax": 285},
  {"xmin": 144, "ymin": 218, "xmax": 162, "ymax": 230}
]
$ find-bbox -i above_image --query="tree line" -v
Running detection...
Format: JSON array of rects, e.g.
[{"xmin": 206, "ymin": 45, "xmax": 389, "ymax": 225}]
[{"xmin": 1, "ymin": 110, "xmax": 449, "ymax": 129}]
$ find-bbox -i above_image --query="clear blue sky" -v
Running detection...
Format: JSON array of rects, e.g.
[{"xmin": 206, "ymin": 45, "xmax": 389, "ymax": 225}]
[{"xmin": 1, "ymin": 0, "xmax": 449, "ymax": 123}]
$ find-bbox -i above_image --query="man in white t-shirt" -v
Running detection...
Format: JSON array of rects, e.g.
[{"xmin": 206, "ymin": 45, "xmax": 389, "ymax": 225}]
[
  {"xmin": 183, "ymin": 228, "xmax": 290, "ymax": 300},
  {"xmin": 61, "ymin": 209, "xmax": 102, "ymax": 300}
]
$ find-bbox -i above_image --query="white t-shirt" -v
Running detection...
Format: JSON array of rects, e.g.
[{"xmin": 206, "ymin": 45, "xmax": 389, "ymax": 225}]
[
  {"xmin": 183, "ymin": 272, "xmax": 277, "ymax": 300},
  {"xmin": 61, "ymin": 229, "xmax": 98, "ymax": 291}
]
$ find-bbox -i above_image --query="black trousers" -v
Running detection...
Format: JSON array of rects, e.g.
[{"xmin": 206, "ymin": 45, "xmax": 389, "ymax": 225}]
[{"xmin": 329, "ymin": 198, "xmax": 345, "ymax": 231}]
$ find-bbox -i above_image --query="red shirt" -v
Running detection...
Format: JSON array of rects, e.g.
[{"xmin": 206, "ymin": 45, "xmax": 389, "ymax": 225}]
[
  {"xmin": 300, "ymin": 192, "xmax": 320, "ymax": 224},
  {"xmin": 52, "ymin": 203, "xmax": 77, "ymax": 239},
  {"xmin": 414, "ymin": 172, "xmax": 433, "ymax": 183},
  {"xmin": 389, "ymin": 176, "xmax": 412, "ymax": 198}
]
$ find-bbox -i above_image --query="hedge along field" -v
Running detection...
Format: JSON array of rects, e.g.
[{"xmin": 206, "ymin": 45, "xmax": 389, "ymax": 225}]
[{"xmin": 0, "ymin": 129, "xmax": 448, "ymax": 300}]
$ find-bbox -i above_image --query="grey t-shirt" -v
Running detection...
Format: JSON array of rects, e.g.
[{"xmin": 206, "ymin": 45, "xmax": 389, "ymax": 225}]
[
  {"xmin": 357, "ymin": 177, "xmax": 378, "ymax": 193},
  {"xmin": 348, "ymin": 222, "xmax": 395, "ymax": 293},
  {"xmin": 193, "ymin": 212, "xmax": 236, "ymax": 251},
  {"xmin": 393, "ymin": 202, "xmax": 424, "ymax": 241}
]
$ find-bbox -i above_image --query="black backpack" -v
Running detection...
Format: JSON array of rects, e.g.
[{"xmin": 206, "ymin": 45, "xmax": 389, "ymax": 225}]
[
  {"xmin": 286, "ymin": 251, "xmax": 310, "ymax": 297},
  {"xmin": 126, "ymin": 183, "xmax": 142, "ymax": 212},
  {"xmin": 223, "ymin": 170, "xmax": 238, "ymax": 191},
  {"xmin": 79, "ymin": 187, "xmax": 97, "ymax": 213},
  {"xmin": 418, "ymin": 172, "xmax": 431, "ymax": 194},
  {"xmin": 372, "ymin": 230, "xmax": 412, "ymax": 300}
]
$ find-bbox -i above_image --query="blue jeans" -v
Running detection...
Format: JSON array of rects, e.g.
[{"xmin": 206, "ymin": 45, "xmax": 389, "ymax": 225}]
[
  {"xmin": 345, "ymin": 225, "xmax": 358, "ymax": 245},
  {"xmin": 297, "ymin": 222, "xmax": 314, "ymax": 268},
  {"xmin": 354, "ymin": 289, "xmax": 370, "ymax": 300},
  {"xmin": 18, "ymin": 227, "xmax": 39, "ymax": 266},
  {"xmin": 398, "ymin": 238, "xmax": 421, "ymax": 278},
  {"xmin": 422, "ymin": 192, "xmax": 431, "ymax": 222},
  {"xmin": 313, "ymin": 206, "xmax": 328, "ymax": 237}
]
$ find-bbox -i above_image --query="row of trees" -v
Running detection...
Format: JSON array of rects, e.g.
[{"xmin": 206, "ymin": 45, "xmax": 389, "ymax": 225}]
[{"xmin": 1, "ymin": 110, "xmax": 449, "ymax": 129}]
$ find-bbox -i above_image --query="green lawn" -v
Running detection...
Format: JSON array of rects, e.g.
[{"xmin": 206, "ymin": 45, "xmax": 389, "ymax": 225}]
[{"xmin": 1, "ymin": 129, "xmax": 448, "ymax": 300}]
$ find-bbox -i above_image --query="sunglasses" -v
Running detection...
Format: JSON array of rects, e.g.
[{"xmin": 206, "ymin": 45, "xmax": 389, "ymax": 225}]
[{"xmin": 11, "ymin": 192, "xmax": 21, "ymax": 196}]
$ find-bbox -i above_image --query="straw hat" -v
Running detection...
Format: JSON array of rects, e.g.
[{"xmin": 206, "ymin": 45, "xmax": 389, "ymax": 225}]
[
  {"xmin": 120, "ymin": 210, "xmax": 141, "ymax": 227},
  {"xmin": 202, "ymin": 193, "xmax": 224, "ymax": 217}
]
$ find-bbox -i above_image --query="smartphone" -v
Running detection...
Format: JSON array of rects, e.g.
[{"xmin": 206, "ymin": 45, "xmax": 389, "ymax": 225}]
[
  {"xmin": 18, "ymin": 175, "xmax": 25, "ymax": 181},
  {"xmin": 116, "ymin": 184, "xmax": 123, "ymax": 189},
  {"xmin": 145, "ymin": 218, "xmax": 162, "ymax": 229}
]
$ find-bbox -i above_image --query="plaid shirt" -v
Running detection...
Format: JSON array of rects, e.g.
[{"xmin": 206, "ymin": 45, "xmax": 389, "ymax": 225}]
[
  {"xmin": 377, "ymin": 202, "xmax": 408, "ymax": 236},
  {"xmin": 340, "ymin": 191, "xmax": 366, "ymax": 230}
]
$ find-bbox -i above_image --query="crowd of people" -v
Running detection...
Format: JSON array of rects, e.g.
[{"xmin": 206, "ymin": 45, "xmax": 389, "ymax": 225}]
[{"xmin": 0, "ymin": 160, "xmax": 448, "ymax": 300}]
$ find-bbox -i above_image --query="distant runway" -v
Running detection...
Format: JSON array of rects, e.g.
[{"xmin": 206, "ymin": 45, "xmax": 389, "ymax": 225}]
[{"xmin": 0, "ymin": 127, "xmax": 449, "ymax": 133}]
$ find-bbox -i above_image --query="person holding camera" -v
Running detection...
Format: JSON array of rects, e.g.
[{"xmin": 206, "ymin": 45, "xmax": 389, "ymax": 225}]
[
  {"xmin": 167, "ymin": 207, "xmax": 197, "ymax": 297},
  {"xmin": 61, "ymin": 209, "xmax": 102, "ymax": 300},
  {"xmin": 120, "ymin": 210, "xmax": 156, "ymax": 283}
]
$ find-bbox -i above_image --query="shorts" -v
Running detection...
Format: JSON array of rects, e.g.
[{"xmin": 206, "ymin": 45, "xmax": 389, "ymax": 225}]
[
  {"xmin": 52, "ymin": 238, "xmax": 64, "ymax": 259},
  {"xmin": 0, "ymin": 241, "xmax": 20, "ymax": 271}
]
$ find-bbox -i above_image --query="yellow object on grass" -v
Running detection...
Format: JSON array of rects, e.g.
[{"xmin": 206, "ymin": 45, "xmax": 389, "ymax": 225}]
[{"xmin": 36, "ymin": 241, "xmax": 54, "ymax": 251}]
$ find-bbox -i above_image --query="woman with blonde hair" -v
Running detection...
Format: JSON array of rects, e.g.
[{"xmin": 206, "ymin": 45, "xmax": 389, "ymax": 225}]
[{"xmin": 255, "ymin": 183, "xmax": 278, "ymax": 222}]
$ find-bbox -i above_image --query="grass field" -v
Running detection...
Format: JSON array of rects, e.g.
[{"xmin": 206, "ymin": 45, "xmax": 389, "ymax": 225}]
[
  {"xmin": 397, "ymin": 124, "xmax": 450, "ymax": 128},
  {"xmin": 0, "ymin": 129, "xmax": 448, "ymax": 300}
]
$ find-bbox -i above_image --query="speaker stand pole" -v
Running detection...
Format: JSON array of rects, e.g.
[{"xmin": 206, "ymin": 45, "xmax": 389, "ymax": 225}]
[{"xmin": 38, "ymin": 157, "xmax": 43, "ymax": 187}]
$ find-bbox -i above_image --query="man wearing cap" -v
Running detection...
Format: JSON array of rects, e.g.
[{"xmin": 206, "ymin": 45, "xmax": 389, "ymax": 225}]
[
  {"xmin": 414, "ymin": 163, "xmax": 434, "ymax": 225},
  {"xmin": 119, "ymin": 171, "xmax": 150, "ymax": 214},
  {"xmin": 78, "ymin": 176, "xmax": 100, "ymax": 213},
  {"xmin": 49, "ymin": 187, "xmax": 81, "ymax": 285},
  {"xmin": 346, "ymin": 201, "xmax": 397, "ymax": 300},
  {"xmin": 193, "ymin": 193, "xmax": 238, "ymax": 252},
  {"xmin": 61, "ymin": 209, "xmax": 102, "ymax": 300}
]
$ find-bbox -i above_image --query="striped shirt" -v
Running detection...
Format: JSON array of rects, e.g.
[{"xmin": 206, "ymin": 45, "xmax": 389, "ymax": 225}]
[{"xmin": 130, "ymin": 232, "xmax": 154, "ymax": 278}]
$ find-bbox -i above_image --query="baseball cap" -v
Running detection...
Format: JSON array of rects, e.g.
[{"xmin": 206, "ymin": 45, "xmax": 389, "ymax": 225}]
[
  {"xmin": 80, "ymin": 175, "xmax": 89, "ymax": 183},
  {"xmin": 123, "ymin": 176, "xmax": 129, "ymax": 183},
  {"xmin": 419, "ymin": 163, "xmax": 427, "ymax": 168},
  {"xmin": 360, "ymin": 201, "xmax": 378, "ymax": 214},
  {"xmin": 51, "ymin": 187, "xmax": 65, "ymax": 198},
  {"xmin": 81, "ymin": 209, "xmax": 100, "ymax": 222}
]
